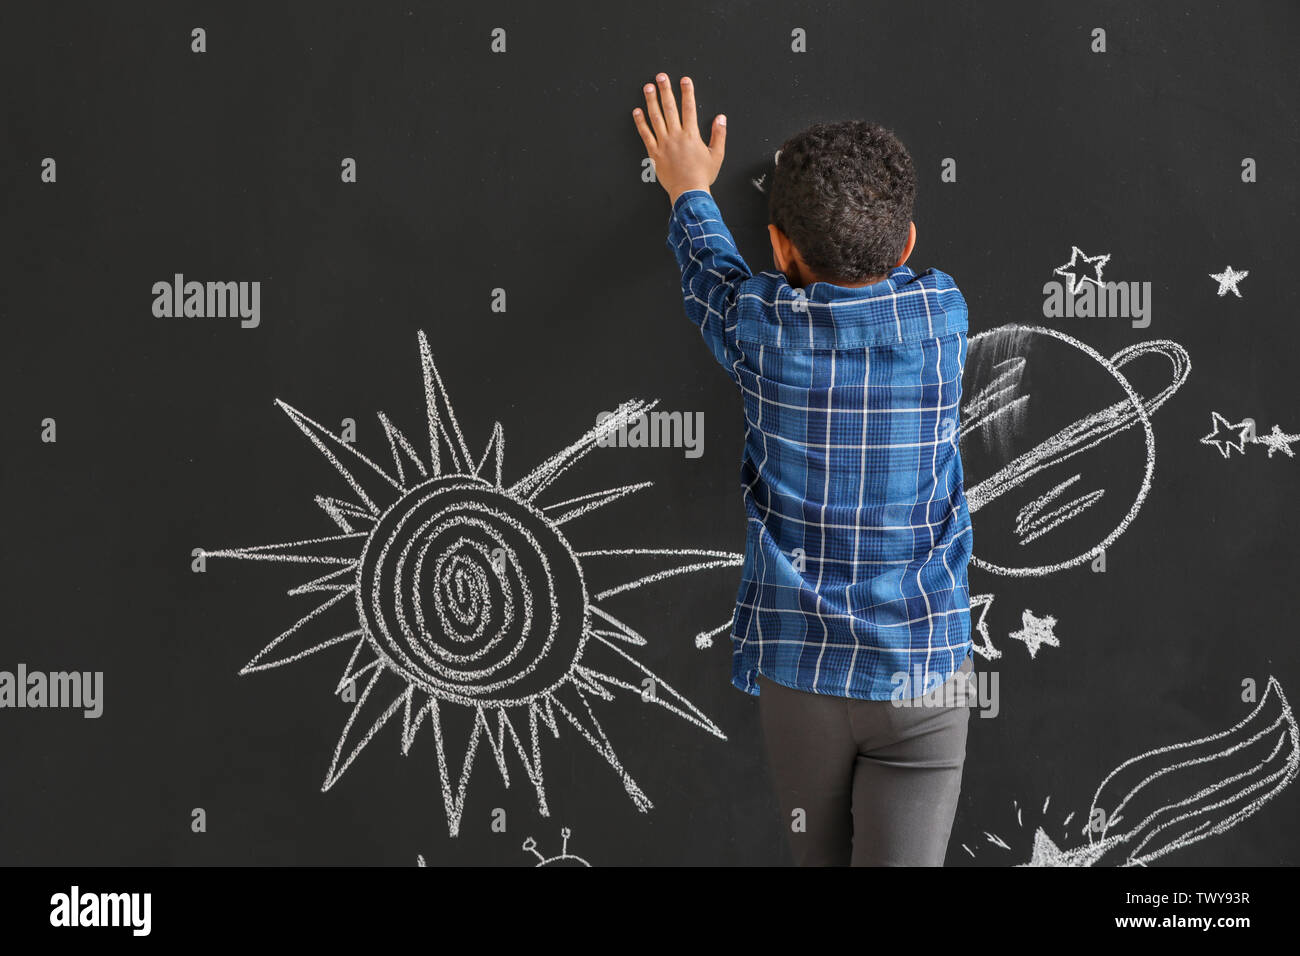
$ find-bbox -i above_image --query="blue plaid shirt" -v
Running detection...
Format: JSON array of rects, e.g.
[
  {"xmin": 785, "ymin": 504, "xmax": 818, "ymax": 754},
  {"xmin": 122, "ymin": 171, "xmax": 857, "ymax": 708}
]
[{"xmin": 666, "ymin": 189, "xmax": 973, "ymax": 700}]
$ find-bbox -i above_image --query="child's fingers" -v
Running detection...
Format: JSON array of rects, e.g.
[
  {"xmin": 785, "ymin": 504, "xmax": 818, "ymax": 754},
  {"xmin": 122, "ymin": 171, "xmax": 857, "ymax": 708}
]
[
  {"xmin": 679, "ymin": 76, "xmax": 699, "ymax": 136},
  {"xmin": 708, "ymin": 114, "xmax": 727, "ymax": 160},
  {"xmin": 642, "ymin": 81, "xmax": 668, "ymax": 139},
  {"xmin": 655, "ymin": 73, "xmax": 681, "ymax": 131},
  {"xmin": 631, "ymin": 107, "xmax": 657, "ymax": 154}
]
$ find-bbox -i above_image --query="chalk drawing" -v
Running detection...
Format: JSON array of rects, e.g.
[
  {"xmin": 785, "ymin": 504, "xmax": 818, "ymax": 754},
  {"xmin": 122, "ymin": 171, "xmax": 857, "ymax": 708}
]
[
  {"xmin": 1209, "ymin": 265, "xmax": 1248, "ymax": 297},
  {"xmin": 1005, "ymin": 609, "xmax": 1060, "ymax": 659},
  {"xmin": 206, "ymin": 331, "xmax": 742, "ymax": 836},
  {"xmin": 1201, "ymin": 412, "xmax": 1298, "ymax": 460},
  {"xmin": 966, "ymin": 593, "xmax": 1059, "ymax": 661},
  {"xmin": 522, "ymin": 826, "xmax": 591, "ymax": 867},
  {"xmin": 968, "ymin": 594, "xmax": 1001, "ymax": 660},
  {"xmin": 1256, "ymin": 425, "xmax": 1300, "ymax": 459},
  {"xmin": 965, "ymin": 677, "xmax": 1297, "ymax": 865},
  {"xmin": 693, "ymin": 620, "xmax": 733, "ymax": 649},
  {"xmin": 960, "ymin": 325, "xmax": 1191, "ymax": 577},
  {"xmin": 1053, "ymin": 246, "xmax": 1110, "ymax": 296}
]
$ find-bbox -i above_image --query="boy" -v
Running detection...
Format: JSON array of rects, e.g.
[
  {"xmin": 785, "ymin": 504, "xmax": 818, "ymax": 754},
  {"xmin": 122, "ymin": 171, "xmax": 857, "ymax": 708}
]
[{"xmin": 633, "ymin": 74, "xmax": 975, "ymax": 866}]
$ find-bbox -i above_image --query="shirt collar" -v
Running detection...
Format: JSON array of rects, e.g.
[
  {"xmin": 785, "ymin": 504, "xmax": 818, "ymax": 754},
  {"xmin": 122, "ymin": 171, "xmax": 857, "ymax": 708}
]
[{"xmin": 805, "ymin": 264, "xmax": 918, "ymax": 299}]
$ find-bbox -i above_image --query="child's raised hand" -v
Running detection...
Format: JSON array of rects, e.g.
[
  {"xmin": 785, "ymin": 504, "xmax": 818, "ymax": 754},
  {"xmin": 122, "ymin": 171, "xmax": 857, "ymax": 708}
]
[{"xmin": 632, "ymin": 73, "xmax": 726, "ymax": 205}]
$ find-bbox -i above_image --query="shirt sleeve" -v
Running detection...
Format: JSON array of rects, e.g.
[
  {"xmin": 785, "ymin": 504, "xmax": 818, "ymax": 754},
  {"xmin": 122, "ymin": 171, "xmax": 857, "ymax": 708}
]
[{"xmin": 665, "ymin": 189, "xmax": 751, "ymax": 380}]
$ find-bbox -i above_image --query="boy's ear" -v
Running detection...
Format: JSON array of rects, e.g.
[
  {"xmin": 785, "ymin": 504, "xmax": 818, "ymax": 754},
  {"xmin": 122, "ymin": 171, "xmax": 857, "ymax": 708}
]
[
  {"xmin": 895, "ymin": 222, "xmax": 917, "ymax": 267},
  {"xmin": 768, "ymin": 223, "xmax": 792, "ymax": 273}
]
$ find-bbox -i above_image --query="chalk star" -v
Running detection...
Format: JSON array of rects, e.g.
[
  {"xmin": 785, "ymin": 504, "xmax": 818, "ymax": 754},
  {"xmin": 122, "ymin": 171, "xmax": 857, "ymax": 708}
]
[
  {"xmin": 1054, "ymin": 246, "xmax": 1111, "ymax": 296},
  {"xmin": 1209, "ymin": 265, "xmax": 1248, "ymax": 297},
  {"xmin": 1007, "ymin": 609, "xmax": 1059, "ymax": 659},
  {"xmin": 1200, "ymin": 411, "xmax": 1254, "ymax": 458},
  {"xmin": 1257, "ymin": 424, "xmax": 1300, "ymax": 459},
  {"xmin": 968, "ymin": 593, "xmax": 1002, "ymax": 660}
]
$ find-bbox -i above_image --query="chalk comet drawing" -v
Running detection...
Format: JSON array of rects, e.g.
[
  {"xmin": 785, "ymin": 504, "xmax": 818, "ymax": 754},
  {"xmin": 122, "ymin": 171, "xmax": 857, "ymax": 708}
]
[
  {"xmin": 960, "ymin": 325, "xmax": 1191, "ymax": 577},
  {"xmin": 963, "ymin": 677, "xmax": 1297, "ymax": 865},
  {"xmin": 207, "ymin": 331, "xmax": 742, "ymax": 836}
]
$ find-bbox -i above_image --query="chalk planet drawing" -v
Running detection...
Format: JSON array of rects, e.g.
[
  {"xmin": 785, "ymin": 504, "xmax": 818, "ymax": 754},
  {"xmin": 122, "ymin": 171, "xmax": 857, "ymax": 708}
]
[
  {"xmin": 959, "ymin": 324, "xmax": 1191, "ymax": 577},
  {"xmin": 206, "ymin": 331, "xmax": 742, "ymax": 836}
]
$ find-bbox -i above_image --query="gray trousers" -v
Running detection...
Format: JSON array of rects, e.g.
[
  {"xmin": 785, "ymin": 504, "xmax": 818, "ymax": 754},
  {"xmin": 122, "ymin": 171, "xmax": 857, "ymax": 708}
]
[{"xmin": 757, "ymin": 654, "xmax": 974, "ymax": 866}]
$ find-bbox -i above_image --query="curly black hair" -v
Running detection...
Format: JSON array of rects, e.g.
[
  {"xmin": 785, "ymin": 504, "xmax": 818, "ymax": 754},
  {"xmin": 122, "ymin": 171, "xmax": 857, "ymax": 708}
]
[{"xmin": 768, "ymin": 120, "xmax": 917, "ymax": 284}]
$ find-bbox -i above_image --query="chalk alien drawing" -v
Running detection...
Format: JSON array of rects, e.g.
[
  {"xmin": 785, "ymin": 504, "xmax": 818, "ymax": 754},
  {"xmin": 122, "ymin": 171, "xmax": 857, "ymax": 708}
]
[
  {"xmin": 522, "ymin": 826, "xmax": 591, "ymax": 867},
  {"xmin": 962, "ymin": 677, "xmax": 1298, "ymax": 865},
  {"xmin": 416, "ymin": 827, "xmax": 591, "ymax": 867},
  {"xmin": 207, "ymin": 331, "xmax": 741, "ymax": 836}
]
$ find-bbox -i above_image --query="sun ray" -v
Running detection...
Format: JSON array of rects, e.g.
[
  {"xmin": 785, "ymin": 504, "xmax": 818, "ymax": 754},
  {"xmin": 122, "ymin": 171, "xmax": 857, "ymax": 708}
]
[
  {"xmin": 335, "ymin": 635, "xmax": 375, "ymax": 692},
  {"xmin": 477, "ymin": 421, "xmax": 505, "ymax": 486},
  {"xmin": 510, "ymin": 398, "xmax": 657, "ymax": 502},
  {"xmin": 428, "ymin": 696, "xmax": 489, "ymax": 837},
  {"xmin": 335, "ymin": 636, "xmax": 383, "ymax": 695},
  {"xmin": 478, "ymin": 707, "xmax": 516, "ymax": 788},
  {"xmin": 419, "ymin": 331, "xmax": 474, "ymax": 477},
  {"xmin": 377, "ymin": 411, "xmax": 429, "ymax": 488},
  {"xmin": 400, "ymin": 687, "xmax": 429, "ymax": 754},
  {"xmin": 571, "ymin": 667, "xmax": 618, "ymax": 701},
  {"xmin": 205, "ymin": 531, "xmax": 367, "ymax": 566},
  {"xmin": 582, "ymin": 548, "xmax": 746, "ymax": 601},
  {"xmin": 542, "ymin": 481, "xmax": 655, "ymax": 525},
  {"xmin": 500, "ymin": 707, "xmax": 547, "ymax": 810},
  {"xmin": 525, "ymin": 703, "xmax": 554, "ymax": 819},
  {"xmin": 547, "ymin": 681, "xmax": 651, "ymax": 811},
  {"xmin": 322, "ymin": 666, "xmax": 412, "ymax": 791},
  {"xmin": 313, "ymin": 495, "xmax": 375, "ymax": 533},
  {"xmin": 276, "ymin": 399, "xmax": 403, "ymax": 514},
  {"xmin": 287, "ymin": 563, "xmax": 358, "ymax": 597},
  {"xmin": 580, "ymin": 629, "xmax": 727, "ymax": 739},
  {"xmin": 588, "ymin": 605, "xmax": 650, "ymax": 647},
  {"xmin": 240, "ymin": 589, "xmax": 364, "ymax": 674}
]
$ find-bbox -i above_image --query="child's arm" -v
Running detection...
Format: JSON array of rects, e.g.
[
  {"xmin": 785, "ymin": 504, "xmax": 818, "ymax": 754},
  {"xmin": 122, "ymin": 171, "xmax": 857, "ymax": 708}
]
[{"xmin": 633, "ymin": 74, "xmax": 749, "ymax": 376}]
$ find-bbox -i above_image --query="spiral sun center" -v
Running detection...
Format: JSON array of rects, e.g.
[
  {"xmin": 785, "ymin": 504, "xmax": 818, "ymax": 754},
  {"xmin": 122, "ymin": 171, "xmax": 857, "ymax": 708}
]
[{"xmin": 356, "ymin": 475, "xmax": 588, "ymax": 706}]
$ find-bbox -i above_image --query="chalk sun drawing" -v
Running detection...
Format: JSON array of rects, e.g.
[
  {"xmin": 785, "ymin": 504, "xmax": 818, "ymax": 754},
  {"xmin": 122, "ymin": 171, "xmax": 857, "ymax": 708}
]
[
  {"xmin": 207, "ymin": 331, "xmax": 741, "ymax": 836},
  {"xmin": 960, "ymin": 325, "xmax": 1191, "ymax": 577},
  {"xmin": 962, "ymin": 677, "xmax": 1297, "ymax": 865}
]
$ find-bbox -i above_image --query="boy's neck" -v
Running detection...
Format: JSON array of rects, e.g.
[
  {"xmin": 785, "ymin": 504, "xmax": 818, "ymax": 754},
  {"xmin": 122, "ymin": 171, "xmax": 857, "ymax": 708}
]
[{"xmin": 811, "ymin": 271, "xmax": 890, "ymax": 288}]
